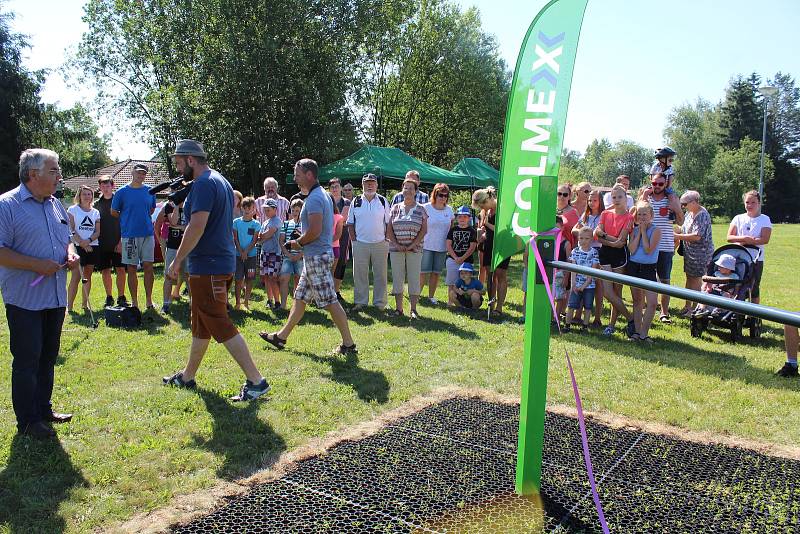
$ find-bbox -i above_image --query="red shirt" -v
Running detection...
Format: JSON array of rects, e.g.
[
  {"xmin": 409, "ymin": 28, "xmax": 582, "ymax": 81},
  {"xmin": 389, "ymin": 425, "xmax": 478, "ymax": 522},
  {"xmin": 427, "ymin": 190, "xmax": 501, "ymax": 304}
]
[
  {"xmin": 599, "ymin": 209, "xmax": 633, "ymax": 238},
  {"xmin": 560, "ymin": 207, "xmax": 579, "ymax": 246}
]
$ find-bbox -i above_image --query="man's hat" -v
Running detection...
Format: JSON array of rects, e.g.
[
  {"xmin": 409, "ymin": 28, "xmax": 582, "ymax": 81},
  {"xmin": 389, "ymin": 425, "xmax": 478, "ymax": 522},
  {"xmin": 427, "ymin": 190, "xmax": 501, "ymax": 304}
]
[
  {"xmin": 362, "ymin": 173, "xmax": 378, "ymax": 182},
  {"xmin": 132, "ymin": 163, "xmax": 148, "ymax": 172},
  {"xmin": 264, "ymin": 198, "xmax": 278, "ymax": 209},
  {"xmin": 459, "ymin": 262, "xmax": 475, "ymax": 273},
  {"xmin": 173, "ymin": 139, "xmax": 207, "ymax": 158},
  {"xmin": 455, "ymin": 205, "xmax": 471, "ymax": 216}
]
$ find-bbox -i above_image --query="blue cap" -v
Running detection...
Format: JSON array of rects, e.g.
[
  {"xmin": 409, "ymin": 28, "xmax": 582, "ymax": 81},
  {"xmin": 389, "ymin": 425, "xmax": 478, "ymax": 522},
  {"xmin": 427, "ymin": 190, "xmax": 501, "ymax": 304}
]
[
  {"xmin": 455, "ymin": 205, "xmax": 471, "ymax": 216},
  {"xmin": 459, "ymin": 262, "xmax": 475, "ymax": 272}
]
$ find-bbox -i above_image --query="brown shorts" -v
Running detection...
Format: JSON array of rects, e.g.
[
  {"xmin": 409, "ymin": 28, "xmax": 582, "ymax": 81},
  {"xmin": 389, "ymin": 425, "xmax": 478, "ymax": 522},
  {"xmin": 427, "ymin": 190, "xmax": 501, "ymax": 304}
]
[{"xmin": 189, "ymin": 274, "xmax": 238, "ymax": 342}]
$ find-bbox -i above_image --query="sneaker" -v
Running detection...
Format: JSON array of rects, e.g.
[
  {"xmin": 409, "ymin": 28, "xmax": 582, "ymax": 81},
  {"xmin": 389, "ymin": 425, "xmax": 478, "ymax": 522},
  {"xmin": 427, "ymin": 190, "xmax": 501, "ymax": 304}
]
[
  {"xmin": 161, "ymin": 303, "xmax": 170, "ymax": 314},
  {"xmin": 117, "ymin": 295, "xmax": 129, "ymax": 307},
  {"xmin": 602, "ymin": 326, "xmax": 615, "ymax": 337},
  {"xmin": 230, "ymin": 379, "xmax": 271, "ymax": 402},
  {"xmin": 162, "ymin": 371, "xmax": 196, "ymax": 389},
  {"xmin": 562, "ymin": 323, "xmax": 571, "ymax": 333},
  {"xmin": 104, "ymin": 295, "xmax": 114, "ymax": 307},
  {"xmin": 429, "ymin": 297, "xmax": 438, "ymax": 305},
  {"xmin": 776, "ymin": 363, "xmax": 799, "ymax": 378},
  {"xmin": 625, "ymin": 320, "xmax": 636, "ymax": 338}
]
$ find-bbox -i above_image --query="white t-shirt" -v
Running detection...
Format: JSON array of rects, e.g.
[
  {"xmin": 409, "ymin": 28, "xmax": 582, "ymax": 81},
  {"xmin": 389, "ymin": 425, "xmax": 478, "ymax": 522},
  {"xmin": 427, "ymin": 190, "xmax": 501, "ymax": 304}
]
[
  {"xmin": 67, "ymin": 205, "xmax": 101, "ymax": 245},
  {"xmin": 422, "ymin": 203, "xmax": 453, "ymax": 252},
  {"xmin": 346, "ymin": 194, "xmax": 390, "ymax": 243},
  {"xmin": 603, "ymin": 191, "xmax": 634, "ymax": 210},
  {"xmin": 731, "ymin": 213, "xmax": 772, "ymax": 261}
]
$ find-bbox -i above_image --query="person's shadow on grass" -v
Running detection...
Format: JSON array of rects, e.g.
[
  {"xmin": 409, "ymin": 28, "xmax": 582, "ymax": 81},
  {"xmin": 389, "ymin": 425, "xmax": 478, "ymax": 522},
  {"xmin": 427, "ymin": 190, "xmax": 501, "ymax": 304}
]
[
  {"xmin": 0, "ymin": 434, "xmax": 88, "ymax": 533},
  {"xmin": 297, "ymin": 351, "xmax": 390, "ymax": 403},
  {"xmin": 192, "ymin": 388, "xmax": 286, "ymax": 479}
]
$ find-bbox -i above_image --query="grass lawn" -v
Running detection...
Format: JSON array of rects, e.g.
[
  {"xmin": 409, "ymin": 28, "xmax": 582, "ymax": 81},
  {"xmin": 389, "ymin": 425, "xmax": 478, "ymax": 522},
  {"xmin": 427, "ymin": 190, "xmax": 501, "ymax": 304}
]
[{"xmin": 1, "ymin": 223, "xmax": 798, "ymax": 532}]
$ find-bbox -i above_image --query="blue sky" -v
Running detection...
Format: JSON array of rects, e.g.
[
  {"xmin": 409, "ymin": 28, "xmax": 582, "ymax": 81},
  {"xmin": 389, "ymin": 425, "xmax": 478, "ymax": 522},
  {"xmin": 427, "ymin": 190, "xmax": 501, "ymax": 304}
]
[{"xmin": 7, "ymin": 0, "xmax": 800, "ymax": 160}]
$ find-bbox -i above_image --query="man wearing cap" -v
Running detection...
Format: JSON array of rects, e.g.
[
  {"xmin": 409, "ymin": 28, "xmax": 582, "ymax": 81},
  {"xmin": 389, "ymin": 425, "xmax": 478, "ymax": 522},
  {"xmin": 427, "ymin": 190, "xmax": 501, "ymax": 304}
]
[
  {"xmin": 111, "ymin": 162, "xmax": 157, "ymax": 309},
  {"xmin": 163, "ymin": 139, "xmax": 270, "ymax": 402},
  {"xmin": 260, "ymin": 159, "xmax": 356, "ymax": 354},
  {"xmin": 0, "ymin": 149, "xmax": 79, "ymax": 438},
  {"xmin": 391, "ymin": 170, "xmax": 429, "ymax": 206},
  {"xmin": 346, "ymin": 173, "xmax": 390, "ymax": 312}
]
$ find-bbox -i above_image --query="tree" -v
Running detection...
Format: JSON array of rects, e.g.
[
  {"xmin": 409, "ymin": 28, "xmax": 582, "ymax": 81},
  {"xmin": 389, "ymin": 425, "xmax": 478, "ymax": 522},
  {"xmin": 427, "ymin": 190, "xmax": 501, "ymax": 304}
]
[
  {"xmin": 578, "ymin": 138, "xmax": 649, "ymax": 188},
  {"xmin": 361, "ymin": 0, "xmax": 509, "ymax": 169},
  {"xmin": 718, "ymin": 73, "xmax": 762, "ymax": 150},
  {"xmin": 663, "ymin": 98, "xmax": 721, "ymax": 199},
  {"xmin": 707, "ymin": 138, "xmax": 773, "ymax": 217},
  {"xmin": 0, "ymin": 7, "xmax": 43, "ymax": 191},
  {"xmin": 766, "ymin": 72, "xmax": 800, "ymax": 162},
  {"xmin": 580, "ymin": 138, "xmax": 614, "ymax": 185},
  {"xmin": 33, "ymin": 104, "xmax": 112, "ymax": 178}
]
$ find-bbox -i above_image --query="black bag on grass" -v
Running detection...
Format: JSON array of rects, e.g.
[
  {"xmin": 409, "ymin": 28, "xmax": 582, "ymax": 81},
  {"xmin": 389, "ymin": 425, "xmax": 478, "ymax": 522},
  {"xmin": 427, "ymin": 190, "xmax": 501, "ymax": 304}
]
[{"xmin": 104, "ymin": 305, "xmax": 142, "ymax": 328}]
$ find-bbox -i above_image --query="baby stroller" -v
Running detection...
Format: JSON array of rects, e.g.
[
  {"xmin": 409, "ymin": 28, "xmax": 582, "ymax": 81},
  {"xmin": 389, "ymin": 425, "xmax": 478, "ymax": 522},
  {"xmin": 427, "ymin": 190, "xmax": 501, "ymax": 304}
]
[{"xmin": 689, "ymin": 244, "xmax": 762, "ymax": 342}]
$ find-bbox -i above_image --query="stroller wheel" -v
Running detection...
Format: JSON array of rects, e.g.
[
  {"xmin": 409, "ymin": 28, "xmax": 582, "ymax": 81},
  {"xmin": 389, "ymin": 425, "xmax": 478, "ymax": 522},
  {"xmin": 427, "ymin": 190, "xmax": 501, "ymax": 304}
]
[
  {"xmin": 731, "ymin": 319, "xmax": 742, "ymax": 343},
  {"xmin": 690, "ymin": 318, "xmax": 702, "ymax": 338},
  {"xmin": 749, "ymin": 317, "xmax": 762, "ymax": 339}
]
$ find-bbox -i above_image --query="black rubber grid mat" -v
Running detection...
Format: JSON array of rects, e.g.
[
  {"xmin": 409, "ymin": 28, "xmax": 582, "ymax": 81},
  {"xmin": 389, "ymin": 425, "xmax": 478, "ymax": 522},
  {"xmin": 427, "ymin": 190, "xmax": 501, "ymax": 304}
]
[{"xmin": 174, "ymin": 397, "xmax": 800, "ymax": 533}]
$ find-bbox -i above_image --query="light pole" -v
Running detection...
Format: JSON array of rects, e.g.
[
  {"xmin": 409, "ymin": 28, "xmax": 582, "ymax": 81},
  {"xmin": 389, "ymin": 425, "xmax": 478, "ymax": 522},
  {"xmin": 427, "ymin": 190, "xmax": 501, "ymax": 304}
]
[{"xmin": 757, "ymin": 85, "xmax": 778, "ymax": 199}]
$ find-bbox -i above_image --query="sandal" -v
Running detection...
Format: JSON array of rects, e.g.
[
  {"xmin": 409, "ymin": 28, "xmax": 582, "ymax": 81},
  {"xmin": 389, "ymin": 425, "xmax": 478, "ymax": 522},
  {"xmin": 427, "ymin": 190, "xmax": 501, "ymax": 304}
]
[
  {"xmin": 659, "ymin": 314, "xmax": 672, "ymax": 324},
  {"xmin": 640, "ymin": 336, "xmax": 655, "ymax": 344},
  {"xmin": 410, "ymin": 310, "xmax": 419, "ymax": 320},
  {"xmin": 332, "ymin": 343, "xmax": 358, "ymax": 355},
  {"xmin": 259, "ymin": 332, "xmax": 287, "ymax": 350}
]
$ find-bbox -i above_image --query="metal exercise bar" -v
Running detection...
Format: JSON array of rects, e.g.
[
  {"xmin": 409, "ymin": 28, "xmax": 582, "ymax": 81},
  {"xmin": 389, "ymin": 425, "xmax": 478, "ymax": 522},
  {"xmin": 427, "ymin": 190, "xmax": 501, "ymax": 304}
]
[{"xmin": 547, "ymin": 260, "xmax": 800, "ymax": 328}]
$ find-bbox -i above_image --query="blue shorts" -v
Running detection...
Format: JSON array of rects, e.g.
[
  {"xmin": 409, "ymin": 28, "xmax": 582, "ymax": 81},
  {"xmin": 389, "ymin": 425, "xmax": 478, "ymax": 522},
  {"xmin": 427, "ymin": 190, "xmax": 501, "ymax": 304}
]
[
  {"xmin": 280, "ymin": 257, "xmax": 303, "ymax": 276},
  {"xmin": 656, "ymin": 251, "xmax": 674, "ymax": 282},
  {"xmin": 421, "ymin": 249, "xmax": 447, "ymax": 273},
  {"xmin": 568, "ymin": 287, "xmax": 595, "ymax": 310}
]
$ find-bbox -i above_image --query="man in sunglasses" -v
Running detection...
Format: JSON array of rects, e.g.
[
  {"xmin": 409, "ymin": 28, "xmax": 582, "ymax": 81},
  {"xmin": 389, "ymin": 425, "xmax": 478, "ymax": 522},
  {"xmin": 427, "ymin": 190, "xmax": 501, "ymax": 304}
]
[{"xmin": 640, "ymin": 172, "xmax": 683, "ymax": 324}]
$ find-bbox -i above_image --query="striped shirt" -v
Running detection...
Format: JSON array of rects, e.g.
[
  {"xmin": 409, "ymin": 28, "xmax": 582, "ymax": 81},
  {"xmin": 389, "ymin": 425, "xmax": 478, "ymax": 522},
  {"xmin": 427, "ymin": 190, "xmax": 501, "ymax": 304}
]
[
  {"xmin": 255, "ymin": 194, "xmax": 290, "ymax": 223},
  {"xmin": 388, "ymin": 202, "xmax": 426, "ymax": 252},
  {"xmin": 0, "ymin": 183, "xmax": 71, "ymax": 310},
  {"xmin": 391, "ymin": 191, "xmax": 429, "ymax": 205},
  {"xmin": 648, "ymin": 196, "xmax": 675, "ymax": 252}
]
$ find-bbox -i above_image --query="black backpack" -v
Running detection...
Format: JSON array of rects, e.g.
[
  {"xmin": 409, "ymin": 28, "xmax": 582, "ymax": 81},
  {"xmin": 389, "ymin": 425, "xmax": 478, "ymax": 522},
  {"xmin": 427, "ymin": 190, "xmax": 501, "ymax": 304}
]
[{"xmin": 104, "ymin": 305, "xmax": 142, "ymax": 328}]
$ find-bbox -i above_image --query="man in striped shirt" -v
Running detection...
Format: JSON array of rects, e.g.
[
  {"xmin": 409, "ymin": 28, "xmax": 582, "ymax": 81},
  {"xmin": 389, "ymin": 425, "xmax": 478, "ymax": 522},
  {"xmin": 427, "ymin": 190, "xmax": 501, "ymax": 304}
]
[
  {"xmin": 639, "ymin": 172, "xmax": 683, "ymax": 323},
  {"xmin": 256, "ymin": 177, "xmax": 290, "ymax": 223}
]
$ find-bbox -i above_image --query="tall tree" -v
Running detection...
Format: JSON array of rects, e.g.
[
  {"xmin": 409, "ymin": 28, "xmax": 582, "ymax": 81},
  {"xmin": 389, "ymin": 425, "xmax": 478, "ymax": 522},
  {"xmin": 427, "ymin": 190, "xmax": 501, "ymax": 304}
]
[
  {"xmin": 718, "ymin": 73, "xmax": 762, "ymax": 150},
  {"xmin": 0, "ymin": 6, "xmax": 43, "ymax": 191},
  {"xmin": 707, "ymin": 138, "xmax": 772, "ymax": 217},
  {"xmin": 663, "ymin": 98, "xmax": 721, "ymax": 199},
  {"xmin": 33, "ymin": 104, "xmax": 112, "ymax": 178},
  {"xmin": 766, "ymin": 72, "xmax": 800, "ymax": 162}
]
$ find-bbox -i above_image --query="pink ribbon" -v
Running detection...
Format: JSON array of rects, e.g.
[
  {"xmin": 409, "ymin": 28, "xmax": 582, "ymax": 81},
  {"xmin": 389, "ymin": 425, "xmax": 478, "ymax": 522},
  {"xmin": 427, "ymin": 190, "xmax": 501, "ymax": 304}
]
[{"xmin": 528, "ymin": 228, "xmax": 610, "ymax": 534}]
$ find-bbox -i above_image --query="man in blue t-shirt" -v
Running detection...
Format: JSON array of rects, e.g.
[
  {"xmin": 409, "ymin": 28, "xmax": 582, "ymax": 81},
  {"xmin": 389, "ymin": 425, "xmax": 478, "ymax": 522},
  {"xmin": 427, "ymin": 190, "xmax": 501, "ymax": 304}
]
[
  {"xmin": 111, "ymin": 163, "xmax": 156, "ymax": 309},
  {"xmin": 162, "ymin": 139, "xmax": 270, "ymax": 402},
  {"xmin": 259, "ymin": 158, "xmax": 356, "ymax": 355}
]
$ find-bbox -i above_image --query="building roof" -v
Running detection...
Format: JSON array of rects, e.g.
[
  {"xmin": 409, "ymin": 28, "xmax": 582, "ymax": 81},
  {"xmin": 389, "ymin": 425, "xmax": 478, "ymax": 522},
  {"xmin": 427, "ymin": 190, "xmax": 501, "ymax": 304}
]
[{"xmin": 63, "ymin": 159, "xmax": 171, "ymax": 193}]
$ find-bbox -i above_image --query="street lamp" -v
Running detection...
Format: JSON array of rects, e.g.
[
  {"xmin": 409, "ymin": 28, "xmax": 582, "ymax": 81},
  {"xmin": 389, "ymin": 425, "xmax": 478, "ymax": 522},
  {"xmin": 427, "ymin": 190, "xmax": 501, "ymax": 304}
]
[{"xmin": 757, "ymin": 85, "xmax": 778, "ymax": 199}]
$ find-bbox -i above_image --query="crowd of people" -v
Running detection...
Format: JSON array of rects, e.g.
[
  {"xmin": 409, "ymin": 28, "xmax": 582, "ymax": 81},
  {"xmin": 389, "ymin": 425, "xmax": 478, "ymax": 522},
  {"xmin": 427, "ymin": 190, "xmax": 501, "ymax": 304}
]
[{"xmin": 1, "ymin": 142, "xmax": 796, "ymax": 438}]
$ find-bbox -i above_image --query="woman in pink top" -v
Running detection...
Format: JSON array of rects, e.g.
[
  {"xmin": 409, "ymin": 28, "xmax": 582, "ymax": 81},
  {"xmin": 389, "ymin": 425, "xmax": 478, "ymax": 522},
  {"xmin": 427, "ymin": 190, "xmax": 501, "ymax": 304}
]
[{"xmin": 331, "ymin": 197, "xmax": 344, "ymax": 270}]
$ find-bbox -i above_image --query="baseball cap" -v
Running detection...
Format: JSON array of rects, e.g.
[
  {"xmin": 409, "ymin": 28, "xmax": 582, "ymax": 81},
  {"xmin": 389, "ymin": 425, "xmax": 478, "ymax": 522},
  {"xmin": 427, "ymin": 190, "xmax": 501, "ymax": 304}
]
[
  {"xmin": 362, "ymin": 173, "xmax": 378, "ymax": 182},
  {"xmin": 265, "ymin": 198, "xmax": 278, "ymax": 209},
  {"xmin": 133, "ymin": 163, "xmax": 148, "ymax": 172},
  {"xmin": 459, "ymin": 262, "xmax": 475, "ymax": 273},
  {"xmin": 455, "ymin": 205, "xmax": 471, "ymax": 217},
  {"xmin": 715, "ymin": 253, "xmax": 736, "ymax": 271},
  {"xmin": 173, "ymin": 139, "xmax": 207, "ymax": 158}
]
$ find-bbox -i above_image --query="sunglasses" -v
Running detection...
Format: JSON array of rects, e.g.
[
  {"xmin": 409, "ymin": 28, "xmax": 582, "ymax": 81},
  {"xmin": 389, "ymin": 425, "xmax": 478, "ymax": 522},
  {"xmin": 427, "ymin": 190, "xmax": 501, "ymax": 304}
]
[
  {"xmin": 581, "ymin": 189, "xmax": 591, "ymax": 194},
  {"xmin": 557, "ymin": 192, "xmax": 570, "ymax": 197},
  {"xmin": 437, "ymin": 193, "xmax": 449, "ymax": 198},
  {"xmin": 651, "ymin": 182, "xmax": 666, "ymax": 187},
  {"xmin": 680, "ymin": 203, "xmax": 687, "ymax": 208}
]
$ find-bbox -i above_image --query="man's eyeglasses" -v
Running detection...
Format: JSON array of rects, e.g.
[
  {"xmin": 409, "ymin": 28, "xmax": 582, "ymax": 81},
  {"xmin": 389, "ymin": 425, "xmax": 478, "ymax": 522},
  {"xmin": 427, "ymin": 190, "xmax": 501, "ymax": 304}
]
[
  {"xmin": 557, "ymin": 192, "xmax": 570, "ymax": 197},
  {"xmin": 651, "ymin": 182, "xmax": 666, "ymax": 187}
]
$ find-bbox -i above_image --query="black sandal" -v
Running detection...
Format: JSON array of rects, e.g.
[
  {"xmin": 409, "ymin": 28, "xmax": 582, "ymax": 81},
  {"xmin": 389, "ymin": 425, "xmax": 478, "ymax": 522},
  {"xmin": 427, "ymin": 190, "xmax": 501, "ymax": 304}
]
[
  {"xmin": 260, "ymin": 332, "xmax": 286, "ymax": 350},
  {"xmin": 332, "ymin": 343, "xmax": 358, "ymax": 355}
]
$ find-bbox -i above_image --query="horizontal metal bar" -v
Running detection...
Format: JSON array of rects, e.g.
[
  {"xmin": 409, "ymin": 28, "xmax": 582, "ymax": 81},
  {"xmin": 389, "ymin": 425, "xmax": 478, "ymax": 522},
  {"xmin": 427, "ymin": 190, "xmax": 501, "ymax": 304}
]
[{"xmin": 548, "ymin": 259, "xmax": 800, "ymax": 328}]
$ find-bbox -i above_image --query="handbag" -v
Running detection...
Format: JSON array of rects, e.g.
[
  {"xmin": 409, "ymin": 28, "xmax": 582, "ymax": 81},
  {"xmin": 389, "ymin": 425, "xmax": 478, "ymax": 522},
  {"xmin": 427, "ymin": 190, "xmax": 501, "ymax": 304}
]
[{"xmin": 677, "ymin": 240, "xmax": 685, "ymax": 256}]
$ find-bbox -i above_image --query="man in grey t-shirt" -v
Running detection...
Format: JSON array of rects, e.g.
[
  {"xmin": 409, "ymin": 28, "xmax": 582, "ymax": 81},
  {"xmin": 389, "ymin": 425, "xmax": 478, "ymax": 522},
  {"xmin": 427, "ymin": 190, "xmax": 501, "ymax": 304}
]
[{"xmin": 260, "ymin": 159, "xmax": 356, "ymax": 355}]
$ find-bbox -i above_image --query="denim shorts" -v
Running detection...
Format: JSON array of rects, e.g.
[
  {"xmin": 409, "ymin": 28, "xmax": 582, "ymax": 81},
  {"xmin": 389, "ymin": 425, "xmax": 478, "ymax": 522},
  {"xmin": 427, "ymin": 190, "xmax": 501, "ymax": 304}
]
[
  {"xmin": 567, "ymin": 287, "xmax": 595, "ymax": 310},
  {"xmin": 421, "ymin": 249, "xmax": 447, "ymax": 273},
  {"xmin": 656, "ymin": 251, "xmax": 674, "ymax": 281},
  {"xmin": 280, "ymin": 257, "xmax": 303, "ymax": 276}
]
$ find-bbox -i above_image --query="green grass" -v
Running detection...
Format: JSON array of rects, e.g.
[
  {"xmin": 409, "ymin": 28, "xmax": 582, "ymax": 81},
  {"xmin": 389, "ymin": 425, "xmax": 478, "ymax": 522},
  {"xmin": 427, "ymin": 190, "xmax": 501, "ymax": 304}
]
[{"xmin": 1, "ymin": 224, "xmax": 798, "ymax": 532}]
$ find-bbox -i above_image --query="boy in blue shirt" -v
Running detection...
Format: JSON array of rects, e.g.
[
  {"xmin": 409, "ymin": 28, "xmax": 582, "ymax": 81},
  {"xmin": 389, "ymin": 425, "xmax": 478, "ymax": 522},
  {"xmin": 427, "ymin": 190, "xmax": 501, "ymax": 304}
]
[
  {"xmin": 258, "ymin": 198, "xmax": 283, "ymax": 309},
  {"xmin": 454, "ymin": 262, "xmax": 485, "ymax": 309},
  {"xmin": 232, "ymin": 197, "xmax": 261, "ymax": 311}
]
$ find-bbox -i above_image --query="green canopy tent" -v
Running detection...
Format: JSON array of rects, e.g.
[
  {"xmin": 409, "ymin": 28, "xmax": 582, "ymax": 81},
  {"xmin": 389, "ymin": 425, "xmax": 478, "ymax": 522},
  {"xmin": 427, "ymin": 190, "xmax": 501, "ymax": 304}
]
[
  {"xmin": 285, "ymin": 145, "xmax": 475, "ymax": 187},
  {"xmin": 451, "ymin": 158, "xmax": 499, "ymax": 188}
]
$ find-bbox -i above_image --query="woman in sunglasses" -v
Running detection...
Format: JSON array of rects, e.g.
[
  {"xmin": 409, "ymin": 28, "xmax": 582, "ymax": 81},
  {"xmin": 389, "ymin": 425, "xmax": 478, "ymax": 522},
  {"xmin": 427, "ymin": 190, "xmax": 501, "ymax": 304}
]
[
  {"xmin": 571, "ymin": 181, "xmax": 592, "ymax": 218},
  {"xmin": 420, "ymin": 183, "xmax": 454, "ymax": 304},
  {"xmin": 557, "ymin": 184, "xmax": 579, "ymax": 249}
]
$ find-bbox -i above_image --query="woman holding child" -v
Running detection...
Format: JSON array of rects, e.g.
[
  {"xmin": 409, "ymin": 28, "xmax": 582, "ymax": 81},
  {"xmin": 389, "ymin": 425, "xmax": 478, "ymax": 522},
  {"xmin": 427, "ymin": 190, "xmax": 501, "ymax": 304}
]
[
  {"xmin": 594, "ymin": 184, "xmax": 634, "ymax": 337},
  {"xmin": 387, "ymin": 179, "xmax": 428, "ymax": 318},
  {"xmin": 626, "ymin": 201, "xmax": 662, "ymax": 343}
]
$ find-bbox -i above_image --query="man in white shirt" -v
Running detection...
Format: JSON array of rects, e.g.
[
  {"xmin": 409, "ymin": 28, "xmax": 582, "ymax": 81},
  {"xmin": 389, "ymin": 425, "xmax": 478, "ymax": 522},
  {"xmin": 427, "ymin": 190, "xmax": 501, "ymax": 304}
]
[
  {"xmin": 603, "ymin": 175, "xmax": 634, "ymax": 210},
  {"xmin": 346, "ymin": 174, "xmax": 390, "ymax": 311}
]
